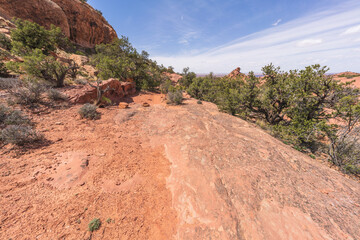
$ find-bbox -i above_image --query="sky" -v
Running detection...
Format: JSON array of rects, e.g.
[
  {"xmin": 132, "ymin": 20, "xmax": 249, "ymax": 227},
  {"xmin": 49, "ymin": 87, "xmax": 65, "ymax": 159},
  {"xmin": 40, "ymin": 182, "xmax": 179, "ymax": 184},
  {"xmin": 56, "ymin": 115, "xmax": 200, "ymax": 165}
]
[{"xmin": 88, "ymin": 0, "xmax": 360, "ymax": 74}]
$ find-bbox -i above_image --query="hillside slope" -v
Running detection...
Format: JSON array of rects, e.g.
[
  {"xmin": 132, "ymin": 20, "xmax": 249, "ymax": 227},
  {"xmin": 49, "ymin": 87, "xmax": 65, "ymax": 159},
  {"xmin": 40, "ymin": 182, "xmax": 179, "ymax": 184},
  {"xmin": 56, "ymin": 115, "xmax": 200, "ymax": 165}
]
[
  {"xmin": 0, "ymin": 94, "xmax": 359, "ymax": 239},
  {"xmin": 0, "ymin": 0, "xmax": 117, "ymax": 48}
]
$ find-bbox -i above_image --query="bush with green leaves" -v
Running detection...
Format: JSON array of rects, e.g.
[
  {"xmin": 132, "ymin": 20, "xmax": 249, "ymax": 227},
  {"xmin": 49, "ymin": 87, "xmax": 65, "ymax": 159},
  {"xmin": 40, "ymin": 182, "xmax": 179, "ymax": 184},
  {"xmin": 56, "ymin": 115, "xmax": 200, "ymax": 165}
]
[
  {"xmin": 178, "ymin": 67, "xmax": 196, "ymax": 88},
  {"xmin": 88, "ymin": 218, "xmax": 101, "ymax": 232},
  {"xmin": 0, "ymin": 33, "xmax": 12, "ymax": 50},
  {"xmin": 78, "ymin": 104, "xmax": 100, "ymax": 120},
  {"xmin": 11, "ymin": 19, "xmax": 70, "ymax": 56},
  {"xmin": 91, "ymin": 37, "xmax": 165, "ymax": 90},
  {"xmin": 8, "ymin": 49, "xmax": 78, "ymax": 87}
]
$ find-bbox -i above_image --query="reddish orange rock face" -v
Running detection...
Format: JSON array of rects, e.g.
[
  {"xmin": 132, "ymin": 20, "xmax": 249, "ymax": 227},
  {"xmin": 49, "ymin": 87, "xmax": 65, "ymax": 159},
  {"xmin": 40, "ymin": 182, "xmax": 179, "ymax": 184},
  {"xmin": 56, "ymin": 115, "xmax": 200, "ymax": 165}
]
[{"xmin": 0, "ymin": 0, "xmax": 117, "ymax": 48}]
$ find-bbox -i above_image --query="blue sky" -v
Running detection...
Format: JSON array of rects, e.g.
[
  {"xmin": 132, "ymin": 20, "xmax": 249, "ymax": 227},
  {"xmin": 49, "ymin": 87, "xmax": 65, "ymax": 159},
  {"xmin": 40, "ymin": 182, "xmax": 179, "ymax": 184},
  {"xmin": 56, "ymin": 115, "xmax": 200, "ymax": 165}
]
[{"xmin": 88, "ymin": 0, "xmax": 360, "ymax": 73}]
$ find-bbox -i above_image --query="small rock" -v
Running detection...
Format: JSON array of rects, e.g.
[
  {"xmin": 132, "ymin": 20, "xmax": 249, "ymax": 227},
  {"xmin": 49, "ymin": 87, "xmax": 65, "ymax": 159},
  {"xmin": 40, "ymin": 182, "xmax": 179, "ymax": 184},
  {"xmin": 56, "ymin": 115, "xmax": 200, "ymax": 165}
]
[
  {"xmin": 55, "ymin": 122, "xmax": 63, "ymax": 125},
  {"xmin": 79, "ymin": 182, "xmax": 86, "ymax": 186},
  {"xmin": 142, "ymin": 102, "xmax": 150, "ymax": 107},
  {"xmin": 119, "ymin": 102, "xmax": 129, "ymax": 109}
]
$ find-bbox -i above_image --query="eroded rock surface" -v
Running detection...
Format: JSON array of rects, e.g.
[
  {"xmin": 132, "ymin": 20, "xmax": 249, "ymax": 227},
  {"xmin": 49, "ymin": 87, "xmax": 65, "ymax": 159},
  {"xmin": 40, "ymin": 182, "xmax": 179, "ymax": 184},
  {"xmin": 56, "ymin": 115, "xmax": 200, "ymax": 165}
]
[
  {"xmin": 0, "ymin": 94, "xmax": 359, "ymax": 239},
  {"xmin": 0, "ymin": 0, "xmax": 117, "ymax": 47},
  {"xmin": 64, "ymin": 79, "xmax": 136, "ymax": 104}
]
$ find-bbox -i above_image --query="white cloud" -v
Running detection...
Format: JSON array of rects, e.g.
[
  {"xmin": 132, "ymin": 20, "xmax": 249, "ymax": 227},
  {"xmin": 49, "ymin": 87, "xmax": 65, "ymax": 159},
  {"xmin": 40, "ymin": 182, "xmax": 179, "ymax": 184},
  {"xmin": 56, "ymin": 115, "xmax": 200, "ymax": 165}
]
[
  {"xmin": 342, "ymin": 24, "xmax": 360, "ymax": 35},
  {"xmin": 153, "ymin": 1, "xmax": 360, "ymax": 73},
  {"xmin": 272, "ymin": 19, "xmax": 282, "ymax": 26},
  {"xmin": 297, "ymin": 39, "xmax": 323, "ymax": 47}
]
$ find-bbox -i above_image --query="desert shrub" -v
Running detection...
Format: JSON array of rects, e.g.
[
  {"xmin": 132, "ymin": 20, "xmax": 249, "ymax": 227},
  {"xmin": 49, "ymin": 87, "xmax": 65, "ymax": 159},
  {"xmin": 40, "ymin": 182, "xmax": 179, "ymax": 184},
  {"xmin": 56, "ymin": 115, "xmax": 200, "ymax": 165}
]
[
  {"xmin": 160, "ymin": 79, "xmax": 172, "ymax": 94},
  {"xmin": 0, "ymin": 104, "xmax": 9, "ymax": 124},
  {"xmin": 197, "ymin": 100, "xmax": 202, "ymax": 104},
  {"xmin": 78, "ymin": 104, "xmax": 100, "ymax": 120},
  {"xmin": 17, "ymin": 49, "xmax": 78, "ymax": 87},
  {"xmin": 91, "ymin": 37, "xmax": 163, "ymax": 90},
  {"xmin": 0, "ymin": 33, "xmax": 12, "ymax": 50},
  {"xmin": 0, "ymin": 77, "xmax": 22, "ymax": 90},
  {"xmin": 47, "ymin": 88, "xmax": 67, "ymax": 101},
  {"xmin": 167, "ymin": 89, "xmax": 183, "ymax": 105},
  {"xmin": 0, "ymin": 62, "xmax": 8, "ymax": 77},
  {"xmin": 96, "ymin": 10, "xmax": 103, "ymax": 15},
  {"xmin": 74, "ymin": 78, "xmax": 88, "ymax": 85},
  {"xmin": 88, "ymin": 218, "xmax": 101, "ymax": 232},
  {"xmin": 4, "ymin": 110, "xmax": 30, "ymax": 126},
  {"xmin": 1, "ymin": 125, "xmax": 43, "ymax": 145},
  {"xmin": 178, "ymin": 67, "xmax": 196, "ymax": 88},
  {"xmin": 13, "ymin": 81, "xmax": 44, "ymax": 105},
  {"xmin": 11, "ymin": 19, "xmax": 69, "ymax": 56}
]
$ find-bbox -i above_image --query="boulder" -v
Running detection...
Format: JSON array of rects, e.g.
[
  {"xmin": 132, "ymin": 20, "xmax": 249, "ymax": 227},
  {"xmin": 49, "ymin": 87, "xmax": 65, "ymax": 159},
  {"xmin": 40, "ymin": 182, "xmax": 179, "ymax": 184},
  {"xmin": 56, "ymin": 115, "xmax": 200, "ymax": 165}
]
[{"xmin": 65, "ymin": 79, "xmax": 136, "ymax": 104}]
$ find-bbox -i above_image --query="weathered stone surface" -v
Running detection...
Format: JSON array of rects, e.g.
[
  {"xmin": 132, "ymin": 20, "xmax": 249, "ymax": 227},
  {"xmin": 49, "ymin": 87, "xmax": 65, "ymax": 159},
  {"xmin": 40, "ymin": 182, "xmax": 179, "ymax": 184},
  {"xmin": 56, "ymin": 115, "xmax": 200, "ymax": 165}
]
[
  {"xmin": 0, "ymin": 0, "xmax": 117, "ymax": 48},
  {"xmin": 226, "ymin": 67, "xmax": 245, "ymax": 79},
  {"xmin": 64, "ymin": 79, "xmax": 136, "ymax": 104}
]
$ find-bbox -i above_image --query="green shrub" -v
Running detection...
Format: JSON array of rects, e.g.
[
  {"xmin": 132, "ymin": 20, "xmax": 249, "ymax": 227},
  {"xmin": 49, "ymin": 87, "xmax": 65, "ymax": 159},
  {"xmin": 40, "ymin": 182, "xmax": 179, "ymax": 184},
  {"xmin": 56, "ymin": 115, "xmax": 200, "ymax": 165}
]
[
  {"xmin": 18, "ymin": 49, "xmax": 78, "ymax": 87},
  {"xmin": 11, "ymin": 19, "xmax": 69, "ymax": 56},
  {"xmin": 88, "ymin": 218, "xmax": 101, "ymax": 232},
  {"xmin": 167, "ymin": 90, "xmax": 183, "ymax": 105},
  {"xmin": 78, "ymin": 104, "xmax": 100, "ymax": 120},
  {"xmin": 179, "ymin": 67, "xmax": 196, "ymax": 88},
  {"xmin": 1, "ymin": 125, "xmax": 43, "ymax": 146},
  {"xmin": 0, "ymin": 33, "xmax": 12, "ymax": 50},
  {"xmin": 91, "ymin": 37, "xmax": 163, "ymax": 90}
]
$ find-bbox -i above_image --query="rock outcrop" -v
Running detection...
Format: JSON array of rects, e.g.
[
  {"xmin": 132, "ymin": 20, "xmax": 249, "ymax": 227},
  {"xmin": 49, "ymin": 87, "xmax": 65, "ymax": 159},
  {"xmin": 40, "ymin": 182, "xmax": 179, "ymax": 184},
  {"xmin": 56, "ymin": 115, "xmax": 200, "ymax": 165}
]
[
  {"xmin": 0, "ymin": 0, "xmax": 117, "ymax": 48},
  {"xmin": 226, "ymin": 67, "xmax": 245, "ymax": 79},
  {"xmin": 64, "ymin": 79, "xmax": 136, "ymax": 104}
]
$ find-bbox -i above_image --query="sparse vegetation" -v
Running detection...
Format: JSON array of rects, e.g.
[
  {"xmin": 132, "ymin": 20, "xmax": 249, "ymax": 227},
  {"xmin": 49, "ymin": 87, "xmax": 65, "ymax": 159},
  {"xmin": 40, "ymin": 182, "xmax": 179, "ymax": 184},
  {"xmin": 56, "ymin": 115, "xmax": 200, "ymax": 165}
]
[
  {"xmin": 0, "ymin": 105, "xmax": 43, "ymax": 146},
  {"xmin": 184, "ymin": 64, "xmax": 360, "ymax": 175},
  {"xmin": 47, "ymin": 88, "xmax": 67, "ymax": 101},
  {"xmin": 78, "ymin": 104, "xmax": 100, "ymax": 120},
  {"xmin": 338, "ymin": 73, "xmax": 360, "ymax": 79},
  {"xmin": 1, "ymin": 125, "xmax": 43, "ymax": 145},
  {"xmin": 88, "ymin": 218, "xmax": 101, "ymax": 232},
  {"xmin": 167, "ymin": 89, "xmax": 183, "ymax": 105}
]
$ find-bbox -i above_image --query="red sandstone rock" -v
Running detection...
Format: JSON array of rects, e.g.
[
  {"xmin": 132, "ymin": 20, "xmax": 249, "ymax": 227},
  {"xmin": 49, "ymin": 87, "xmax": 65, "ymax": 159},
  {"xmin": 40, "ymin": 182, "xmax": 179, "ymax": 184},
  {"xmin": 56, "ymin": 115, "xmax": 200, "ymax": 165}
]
[
  {"xmin": 226, "ymin": 67, "xmax": 245, "ymax": 79},
  {"xmin": 65, "ymin": 79, "xmax": 136, "ymax": 104},
  {"xmin": 0, "ymin": 0, "xmax": 117, "ymax": 48}
]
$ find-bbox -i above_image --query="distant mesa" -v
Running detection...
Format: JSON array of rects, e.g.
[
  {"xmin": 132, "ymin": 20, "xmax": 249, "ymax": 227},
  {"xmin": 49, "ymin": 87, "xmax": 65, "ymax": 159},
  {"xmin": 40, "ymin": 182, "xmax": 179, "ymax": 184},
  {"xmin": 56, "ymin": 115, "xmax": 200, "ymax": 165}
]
[{"xmin": 0, "ymin": 0, "xmax": 117, "ymax": 48}]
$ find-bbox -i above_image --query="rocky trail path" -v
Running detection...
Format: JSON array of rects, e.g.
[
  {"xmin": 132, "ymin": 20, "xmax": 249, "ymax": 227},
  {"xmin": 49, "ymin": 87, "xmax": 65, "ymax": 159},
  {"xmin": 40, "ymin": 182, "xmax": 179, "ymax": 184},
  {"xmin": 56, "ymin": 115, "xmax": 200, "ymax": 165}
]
[{"xmin": 0, "ymin": 93, "xmax": 359, "ymax": 239}]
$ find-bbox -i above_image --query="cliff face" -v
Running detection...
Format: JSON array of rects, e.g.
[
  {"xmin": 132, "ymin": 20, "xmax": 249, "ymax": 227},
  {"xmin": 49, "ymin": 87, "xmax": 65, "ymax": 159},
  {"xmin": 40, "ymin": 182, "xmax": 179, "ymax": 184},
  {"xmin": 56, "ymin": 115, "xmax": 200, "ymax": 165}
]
[{"xmin": 0, "ymin": 0, "xmax": 117, "ymax": 48}]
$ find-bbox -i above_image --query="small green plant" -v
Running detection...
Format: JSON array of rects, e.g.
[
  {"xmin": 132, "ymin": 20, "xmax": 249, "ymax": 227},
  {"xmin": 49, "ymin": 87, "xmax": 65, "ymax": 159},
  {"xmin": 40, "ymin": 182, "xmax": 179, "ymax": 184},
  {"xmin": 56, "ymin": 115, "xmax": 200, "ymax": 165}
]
[
  {"xmin": 309, "ymin": 154, "xmax": 316, "ymax": 159},
  {"xmin": 106, "ymin": 218, "xmax": 112, "ymax": 224},
  {"xmin": 78, "ymin": 104, "xmax": 100, "ymax": 120},
  {"xmin": 88, "ymin": 218, "xmax": 101, "ymax": 232},
  {"xmin": 166, "ymin": 90, "xmax": 183, "ymax": 105},
  {"xmin": 47, "ymin": 88, "xmax": 67, "ymax": 101},
  {"xmin": 197, "ymin": 100, "xmax": 202, "ymax": 104}
]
